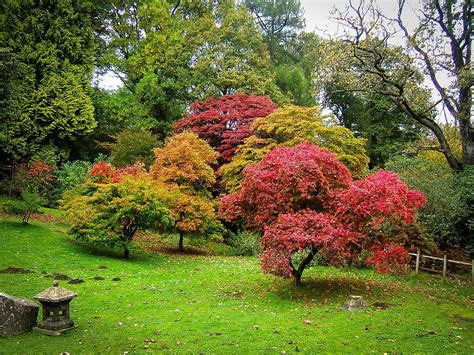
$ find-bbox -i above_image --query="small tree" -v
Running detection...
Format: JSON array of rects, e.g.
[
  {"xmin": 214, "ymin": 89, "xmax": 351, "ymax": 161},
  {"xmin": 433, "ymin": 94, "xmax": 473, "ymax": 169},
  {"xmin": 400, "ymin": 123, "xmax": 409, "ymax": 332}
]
[
  {"xmin": 220, "ymin": 143, "xmax": 426, "ymax": 285},
  {"xmin": 4, "ymin": 161, "xmax": 55, "ymax": 224},
  {"xmin": 4, "ymin": 191, "xmax": 47, "ymax": 225},
  {"xmin": 151, "ymin": 133, "xmax": 220, "ymax": 251},
  {"xmin": 63, "ymin": 170, "xmax": 173, "ymax": 259}
]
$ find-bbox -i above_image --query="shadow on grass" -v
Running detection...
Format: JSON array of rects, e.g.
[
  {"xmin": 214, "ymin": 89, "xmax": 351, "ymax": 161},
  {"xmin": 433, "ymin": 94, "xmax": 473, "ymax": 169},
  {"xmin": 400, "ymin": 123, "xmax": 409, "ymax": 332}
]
[
  {"xmin": 265, "ymin": 272, "xmax": 403, "ymax": 305},
  {"xmin": 69, "ymin": 239, "xmax": 153, "ymax": 263},
  {"xmin": 0, "ymin": 219, "xmax": 46, "ymax": 232}
]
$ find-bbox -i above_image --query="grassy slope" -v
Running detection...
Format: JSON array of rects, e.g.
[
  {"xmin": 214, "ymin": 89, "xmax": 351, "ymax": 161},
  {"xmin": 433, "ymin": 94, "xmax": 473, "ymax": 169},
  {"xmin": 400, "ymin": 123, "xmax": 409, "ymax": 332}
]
[{"xmin": 0, "ymin": 214, "xmax": 473, "ymax": 353}]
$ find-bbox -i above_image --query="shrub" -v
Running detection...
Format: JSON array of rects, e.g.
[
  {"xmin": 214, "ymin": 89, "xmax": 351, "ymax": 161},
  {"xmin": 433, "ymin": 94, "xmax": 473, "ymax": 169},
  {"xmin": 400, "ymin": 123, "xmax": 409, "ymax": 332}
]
[
  {"xmin": 52, "ymin": 160, "xmax": 92, "ymax": 202},
  {"xmin": 227, "ymin": 230, "xmax": 261, "ymax": 256},
  {"xmin": 3, "ymin": 191, "xmax": 47, "ymax": 224},
  {"xmin": 3, "ymin": 161, "xmax": 55, "ymax": 223},
  {"xmin": 104, "ymin": 129, "xmax": 161, "ymax": 168},
  {"xmin": 386, "ymin": 155, "xmax": 471, "ymax": 254}
]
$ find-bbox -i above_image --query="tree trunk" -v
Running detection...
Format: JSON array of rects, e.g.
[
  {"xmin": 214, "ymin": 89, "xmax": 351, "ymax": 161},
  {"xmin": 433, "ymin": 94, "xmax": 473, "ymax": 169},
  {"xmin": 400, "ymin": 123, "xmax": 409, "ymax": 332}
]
[
  {"xmin": 22, "ymin": 211, "xmax": 30, "ymax": 225},
  {"xmin": 292, "ymin": 247, "xmax": 317, "ymax": 286},
  {"xmin": 460, "ymin": 120, "xmax": 474, "ymax": 167},
  {"xmin": 178, "ymin": 231, "xmax": 184, "ymax": 252},
  {"xmin": 124, "ymin": 245, "xmax": 130, "ymax": 259}
]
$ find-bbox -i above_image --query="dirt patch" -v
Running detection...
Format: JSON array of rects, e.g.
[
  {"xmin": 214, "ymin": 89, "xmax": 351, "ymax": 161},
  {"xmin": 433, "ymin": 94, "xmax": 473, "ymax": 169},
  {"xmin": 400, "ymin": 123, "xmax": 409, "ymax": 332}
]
[
  {"xmin": 68, "ymin": 279, "xmax": 84, "ymax": 284},
  {"xmin": 30, "ymin": 212, "xmax": 59, "ymax": 223},
  {"xmin": 453, "ymin": 314, "xmax": 474, "ymax": 323},
  {"xmin": 371, "ymin": 302, "xmax": 394, "ymax": 310},
  {"xmin": 91, "ymin": 276, "xmax": 105, "ymax": 280},
  {"xmin": 0, "ymin": 267, "xmax": 34, "ymax": 274},
  {"xmin": 53, "ymin": 273, "xmax": 71, "ymax": 280}
]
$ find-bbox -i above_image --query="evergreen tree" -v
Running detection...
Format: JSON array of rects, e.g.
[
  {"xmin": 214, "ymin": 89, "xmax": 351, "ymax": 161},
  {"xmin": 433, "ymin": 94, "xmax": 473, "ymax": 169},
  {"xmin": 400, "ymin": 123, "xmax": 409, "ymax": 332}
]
[{"xmin": 0, "ymin": 0, "xmax": 97, "ymax": 163}]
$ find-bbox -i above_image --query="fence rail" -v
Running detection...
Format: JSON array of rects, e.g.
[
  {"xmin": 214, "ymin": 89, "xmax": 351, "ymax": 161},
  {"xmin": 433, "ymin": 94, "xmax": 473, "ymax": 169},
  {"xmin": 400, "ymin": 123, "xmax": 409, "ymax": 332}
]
[{"xmin": 409, "ymin": 250, "xmax": 473, "ymax": 282}]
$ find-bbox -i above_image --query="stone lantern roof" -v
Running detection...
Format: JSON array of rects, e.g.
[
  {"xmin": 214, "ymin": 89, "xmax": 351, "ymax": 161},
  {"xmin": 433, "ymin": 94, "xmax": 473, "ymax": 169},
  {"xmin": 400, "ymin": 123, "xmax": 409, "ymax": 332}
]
[{"xmin": 35, "ymin": 281, "xmax": 77, "ymax": 303}]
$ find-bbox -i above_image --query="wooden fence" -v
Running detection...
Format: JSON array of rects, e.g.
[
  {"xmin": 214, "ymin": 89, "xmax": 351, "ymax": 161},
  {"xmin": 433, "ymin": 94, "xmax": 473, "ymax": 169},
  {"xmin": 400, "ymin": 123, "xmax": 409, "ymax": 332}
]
[{"xmin": 409, "ymin": 249, "xmax": 473, "ymax": 282}]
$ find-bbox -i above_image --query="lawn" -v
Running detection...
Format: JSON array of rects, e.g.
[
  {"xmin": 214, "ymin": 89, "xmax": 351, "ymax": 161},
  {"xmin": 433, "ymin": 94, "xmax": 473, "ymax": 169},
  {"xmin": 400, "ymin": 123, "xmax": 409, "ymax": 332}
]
[{"xmin": 0, "ymin": 212, "xmax": 473, "ymax": 353}]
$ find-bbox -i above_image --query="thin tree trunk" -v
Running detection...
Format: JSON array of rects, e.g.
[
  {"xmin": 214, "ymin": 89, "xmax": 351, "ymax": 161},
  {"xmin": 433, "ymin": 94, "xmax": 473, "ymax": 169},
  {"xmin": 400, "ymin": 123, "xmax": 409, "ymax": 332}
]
[
  {"xmin": 22, "ymin": 211, "xmax": 30, "ymax": 225},
  {"xmin": 124, "ymin": 245, "xmax": 130, "ymax": 259},
  {"xmin": 178, "ymin": 231, "xmax": 184, "ymax": 252},
  {"xmin": 292, "ymin": 247, "xmax": 317, "ymax": 286}
]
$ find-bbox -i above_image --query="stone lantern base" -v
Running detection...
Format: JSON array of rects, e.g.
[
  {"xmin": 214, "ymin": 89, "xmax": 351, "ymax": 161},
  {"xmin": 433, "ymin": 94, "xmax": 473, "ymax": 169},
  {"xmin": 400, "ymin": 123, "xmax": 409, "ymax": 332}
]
[
  {"xmin": 33, "ymin": 324, "xmax": 77, "ymax": 336},
  {"xmin": 342, "ymin": 295, "xmax": 368, "ymax": 311}
]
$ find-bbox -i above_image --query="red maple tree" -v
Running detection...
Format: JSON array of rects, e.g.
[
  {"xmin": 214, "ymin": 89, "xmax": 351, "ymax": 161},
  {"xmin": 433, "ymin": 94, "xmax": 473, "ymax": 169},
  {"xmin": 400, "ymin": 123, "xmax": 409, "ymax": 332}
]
[
  {"xmin": 220, "ymin": 143, "xmax": 426, "ymax": 285},
  {"xmin": 173, "ymin": 93, "xmax": 277, "ymax": 163},
  {"xmin": 219, "ymin": 143, "xmax": 352, "ymax": 230}
]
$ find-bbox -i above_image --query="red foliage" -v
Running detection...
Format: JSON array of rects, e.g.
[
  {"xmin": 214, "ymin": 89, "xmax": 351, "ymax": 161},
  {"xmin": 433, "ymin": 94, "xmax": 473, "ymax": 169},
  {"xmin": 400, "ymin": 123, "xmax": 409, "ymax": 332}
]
[
  {"xmin": 112, "ymin": 162, "xmax": 147, "ymax": 183},
  {"xmin": 261, "ymin": 210, "xmax": 357, "ymax": 278},
  {"xmin": 173, "ymin": 93, "xmax": 277, "ymax": 163},
  {"xmin": 90, "ymin": 161, "xmax": 114, "ymax": 183},
  {"xmin": 335, "ymin": 170, "xmax": 427, "ymax": 230},
  {"xmin": 219, "ymin": 143, "xmax": 352, "ymax": 230},
  {"xmin": 90, "ymin": 161, "xmax": 147, "ymax": 183},
  {"xmin": 28, "ymin": 161, "xmax": 55, "ymax": 179},
  {"xmin": 366, "ymin": 243, "xmax": 410, "ymax": 274}
]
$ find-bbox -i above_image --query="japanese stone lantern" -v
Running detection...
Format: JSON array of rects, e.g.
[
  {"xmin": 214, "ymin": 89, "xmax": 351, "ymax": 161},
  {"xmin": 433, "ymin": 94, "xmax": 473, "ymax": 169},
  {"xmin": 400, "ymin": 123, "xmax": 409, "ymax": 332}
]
[{"xmin": 34, "ymin": 280, "xmax": 77, "ymax": 335}]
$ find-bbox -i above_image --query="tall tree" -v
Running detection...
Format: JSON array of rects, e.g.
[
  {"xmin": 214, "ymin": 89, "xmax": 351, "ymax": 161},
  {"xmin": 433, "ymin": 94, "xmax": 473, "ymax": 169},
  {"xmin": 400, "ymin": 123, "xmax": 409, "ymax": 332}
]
[
  {"xmin": 242, "ymin": 0, "xmax": 305, "ymax": 59},
  {"xmin": 0, "ymin": 0, "xmax": 97, "ymax": 163},
  {"xmin": 93, "ymin": 1, "xmax": 284, "ymax": 140},
  {"xmin": 331, "ymin": 0, "xmax": 472, "ymax": 172},
  {"xmin": 323, "ymin": 89, "xmax": 425, "ymax": 168}
]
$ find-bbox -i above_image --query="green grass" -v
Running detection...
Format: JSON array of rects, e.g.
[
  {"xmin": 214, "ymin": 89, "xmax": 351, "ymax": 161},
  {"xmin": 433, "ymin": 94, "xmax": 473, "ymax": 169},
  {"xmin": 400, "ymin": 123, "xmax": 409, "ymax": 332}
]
[{"xmin": 0, "ymin": 213, "xmax": 473, "ymax": 353}]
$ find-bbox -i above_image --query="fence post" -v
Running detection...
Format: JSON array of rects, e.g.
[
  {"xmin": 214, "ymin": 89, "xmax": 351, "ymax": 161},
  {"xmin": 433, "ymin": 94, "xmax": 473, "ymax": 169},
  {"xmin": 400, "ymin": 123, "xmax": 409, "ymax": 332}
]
[
  {"xmin": 415, "ymin": 249, "xmax": 420, "ymax": 274},
  {"xmin": 442, "ymin": 254, "xmax": 447, "ymax": 279}
]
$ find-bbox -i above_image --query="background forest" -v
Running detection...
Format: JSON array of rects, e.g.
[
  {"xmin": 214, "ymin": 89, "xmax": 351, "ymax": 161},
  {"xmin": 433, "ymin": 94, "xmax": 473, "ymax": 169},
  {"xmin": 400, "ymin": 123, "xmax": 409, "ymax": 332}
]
[{"xmin": 0, "ymin": 0, "xmax": 472, "ymax": 259}]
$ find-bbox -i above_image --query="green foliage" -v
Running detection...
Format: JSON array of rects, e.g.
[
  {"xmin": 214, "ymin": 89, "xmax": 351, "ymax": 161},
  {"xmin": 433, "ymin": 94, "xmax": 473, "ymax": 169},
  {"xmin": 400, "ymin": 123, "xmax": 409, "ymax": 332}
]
[
  {"xmin": 3, "ymin": 191, "xmax": 47, "ymax": 224},
  {"xmin": 0, "ymin": 0, "xmax": 97, "ymax": 163},
  {"xmin": 274, "ymin": 64, "xmax": 313, "ymax": 106},
  {"xmin": 242, "ymin": 0, "xmax": 305, "ymax": 59},
  {"xmin": 386, "ymin": 156, "xmax": 472, "ymax": 254},
  {"xmin": 227, "ymin": 229, "xmax": 261, "ymax": 256},
  {"xmin": 95, "ymin": 0, "xmax": 285, "ymax": 140},
  {"xmin": 106, "ymin": 129, "xmax": 161, "ymax": 168},
  {"xmin": 52, "ymin": 160, "xmax": 92, "ymax": 203},
  {"xmin": 63, "ymin": 175, "xmax": 173, "ymax": 258},
  {"xmin": 323, "ymin": 90, "xmax": 425, "ymax": 168}
]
